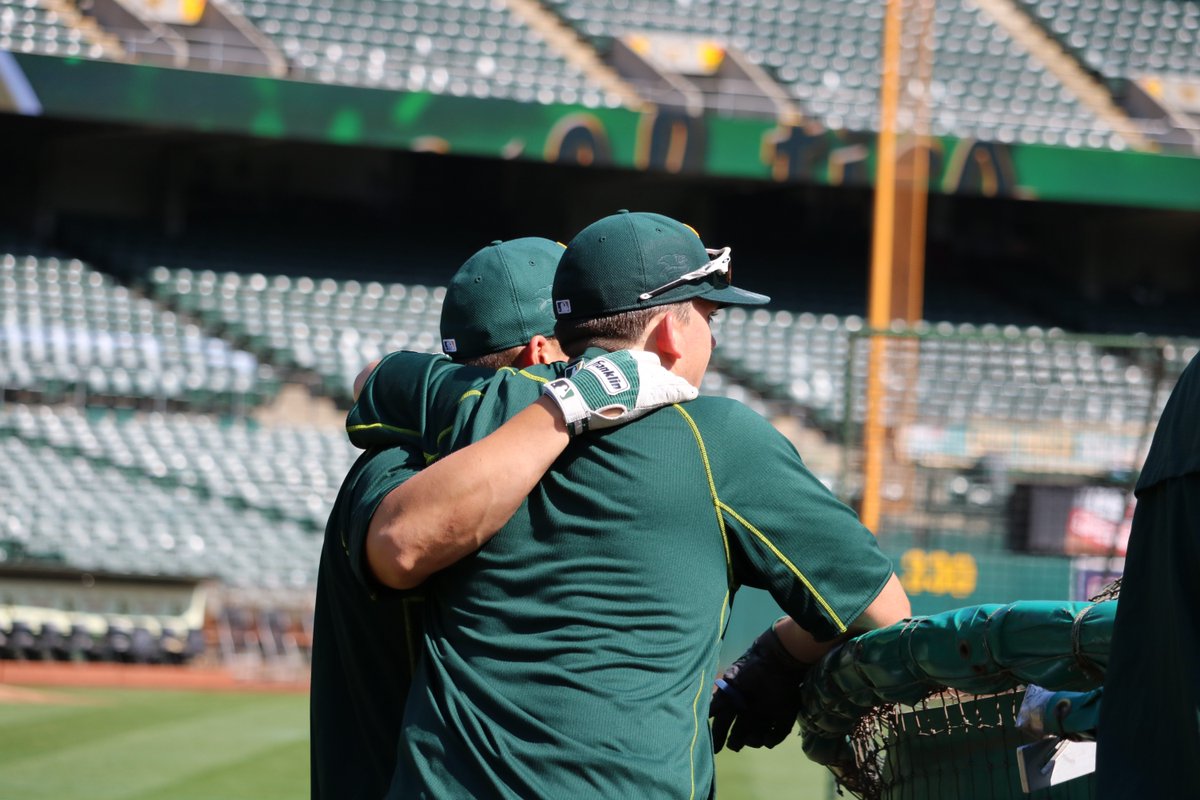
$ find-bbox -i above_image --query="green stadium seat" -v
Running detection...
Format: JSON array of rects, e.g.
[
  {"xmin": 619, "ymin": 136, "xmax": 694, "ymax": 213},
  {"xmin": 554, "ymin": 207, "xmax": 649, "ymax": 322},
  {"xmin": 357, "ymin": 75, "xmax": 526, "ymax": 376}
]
[
  {"xmin": 542, "ymin": 0, "xmax": 1123, "ymax": 147},
  {"xmin": 1014, "ymin": 0, "xmax": 1200, "ymax": 85},
  {"xmin": 0, "ymin": 434, "xmax": 322, "ymax": 588},
  {"xmin": 1, "ymin": 253, "xmax": 276, "ymax": 411},
  {"xmin": 0, "ymin": 0, "xmax": 109, "ymax": 60},
  {"xmin": 146, "ymin": 265, "xmax": 447, "ymax": 403}
]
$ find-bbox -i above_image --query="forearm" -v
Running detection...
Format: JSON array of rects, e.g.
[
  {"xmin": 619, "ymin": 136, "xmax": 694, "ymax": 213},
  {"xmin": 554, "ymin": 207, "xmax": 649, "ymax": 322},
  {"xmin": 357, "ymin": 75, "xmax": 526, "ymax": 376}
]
[
  {"xmin": 772, "ymin": 617, "xmax": 838, "ymax": 665},
  {"xmin": 774, "ymin": 573, "xmax": 911, "ymax": 662},
  {"xmin": 367, "ymin": 396, "xmax": 568, "ymax": 589}
]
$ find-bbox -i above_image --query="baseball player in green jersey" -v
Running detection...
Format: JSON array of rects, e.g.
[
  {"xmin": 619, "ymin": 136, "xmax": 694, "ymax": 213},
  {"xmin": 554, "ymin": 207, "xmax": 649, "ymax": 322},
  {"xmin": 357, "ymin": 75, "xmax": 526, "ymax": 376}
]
[
  {"xmin": 310, "ymin": 237, "xmax": 697, "ymax": 798},
  {"xmin": 349, "ymin": 211, "xmax": 910, "ymax": 798},
  {"xmin": 1097, "ymin": 351, "xmax": 1200, "ymax": 800}
]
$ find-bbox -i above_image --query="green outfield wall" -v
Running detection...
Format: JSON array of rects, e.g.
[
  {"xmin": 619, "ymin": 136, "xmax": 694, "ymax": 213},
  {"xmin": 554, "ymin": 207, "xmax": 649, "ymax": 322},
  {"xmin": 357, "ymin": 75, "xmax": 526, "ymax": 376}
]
[{"xmin": 6, "ymin": 54, "xmax": 1200, "ymax": 211}]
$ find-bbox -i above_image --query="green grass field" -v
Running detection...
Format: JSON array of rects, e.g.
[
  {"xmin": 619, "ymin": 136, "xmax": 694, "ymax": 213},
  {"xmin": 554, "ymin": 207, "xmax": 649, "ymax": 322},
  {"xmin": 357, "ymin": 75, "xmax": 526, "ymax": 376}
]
[{"xmin": 0, "ymin": 685, "xmax": 832, "ymax": 799}]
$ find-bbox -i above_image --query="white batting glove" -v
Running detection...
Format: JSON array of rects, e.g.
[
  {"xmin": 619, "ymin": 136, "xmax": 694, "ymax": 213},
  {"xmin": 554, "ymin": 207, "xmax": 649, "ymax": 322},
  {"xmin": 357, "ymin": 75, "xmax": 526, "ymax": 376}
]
[{"xmin": 542, "ymin": 350, "xmax": 699, "ymax": 436}]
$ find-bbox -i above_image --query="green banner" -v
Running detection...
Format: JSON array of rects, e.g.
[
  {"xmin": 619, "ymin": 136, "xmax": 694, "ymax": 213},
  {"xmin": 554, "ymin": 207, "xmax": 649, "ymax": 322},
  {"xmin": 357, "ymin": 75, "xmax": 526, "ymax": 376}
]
[{"xmin": 6, "ymin": 53, "xmax": 1200, "ymax": 210}]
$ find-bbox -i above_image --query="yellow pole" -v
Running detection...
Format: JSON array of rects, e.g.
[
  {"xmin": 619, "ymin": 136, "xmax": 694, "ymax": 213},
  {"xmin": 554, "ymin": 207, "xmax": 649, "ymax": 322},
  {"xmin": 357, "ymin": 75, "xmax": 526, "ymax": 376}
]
[{"xmin": 862, "ymin": 0, "xmax": 905, "ymax": 534}]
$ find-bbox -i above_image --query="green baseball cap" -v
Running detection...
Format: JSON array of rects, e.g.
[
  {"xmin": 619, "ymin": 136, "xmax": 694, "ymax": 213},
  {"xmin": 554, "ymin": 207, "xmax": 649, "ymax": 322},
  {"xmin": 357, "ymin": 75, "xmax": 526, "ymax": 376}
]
[
  {"xmin": 552, "ymin": 211, "xmax": 769, "ymax": 320},
  {"xmin": 440, "ymin": 237, "xmax": 564, "ymax": 359}
]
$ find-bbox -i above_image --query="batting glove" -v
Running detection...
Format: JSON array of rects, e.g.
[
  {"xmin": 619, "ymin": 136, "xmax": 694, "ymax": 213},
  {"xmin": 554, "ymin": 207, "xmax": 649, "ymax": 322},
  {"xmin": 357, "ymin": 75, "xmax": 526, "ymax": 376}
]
[
  {"xmin": 542, "ymin": 350, "xmax": 698, "ymax": 436},
  {"xmin": 710, "ymin": 623, "xmax": 811, "ymax": 753}
]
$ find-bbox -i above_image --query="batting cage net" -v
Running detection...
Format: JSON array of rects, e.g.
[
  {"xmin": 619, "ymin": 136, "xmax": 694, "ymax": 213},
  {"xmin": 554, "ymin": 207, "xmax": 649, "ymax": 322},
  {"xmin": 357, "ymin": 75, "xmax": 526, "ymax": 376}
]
[
  {"xmin": 832, "ymin": 326, "xmax": 1197, "ymax": 612},
  {"xmin": 798, "ymin": 599, "xmax": 1115, "ymax": 800}
]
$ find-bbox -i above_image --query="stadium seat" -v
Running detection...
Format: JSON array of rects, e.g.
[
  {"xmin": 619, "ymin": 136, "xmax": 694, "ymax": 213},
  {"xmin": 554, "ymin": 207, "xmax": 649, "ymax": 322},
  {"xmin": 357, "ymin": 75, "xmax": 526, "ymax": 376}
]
[
  {"xmin": 0, "ymin": 254, "xmax": 277, "ymax": 411},
  {"xmin": 1013, "ymin": 0, "xmax": 1200, "ymax": 86},
  {"xmin": 542, "ymin": 0, "xmax": 1122, "ymax": 147},
  {"xmin": 0, "ymin": 434, "xmax": 323, "ymax": 589},
  {"xmin": 147, "ymin": 266, "xmax": 445, "ymax": 403},
  {"xmin": 7, "ymin": 620, "xmax": 36, "ymax": 660},
  {"xmin": 0, "ymin": 0, "xmax": 111, "ymax": 60},
  {"xmin": 224, "ymin": 0, "xmax": 609, "ymax": 106},
  {"xmin": 710, "ymin": 307, "xmax": 1193, "ymax": 439}
]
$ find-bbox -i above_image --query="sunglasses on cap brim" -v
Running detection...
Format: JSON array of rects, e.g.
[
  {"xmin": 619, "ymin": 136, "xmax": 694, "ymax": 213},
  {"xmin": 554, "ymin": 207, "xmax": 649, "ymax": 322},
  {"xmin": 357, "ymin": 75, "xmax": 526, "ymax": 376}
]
[{"xmin": 638, "ymin": 247, "xmax": 732, "ymax": 302}]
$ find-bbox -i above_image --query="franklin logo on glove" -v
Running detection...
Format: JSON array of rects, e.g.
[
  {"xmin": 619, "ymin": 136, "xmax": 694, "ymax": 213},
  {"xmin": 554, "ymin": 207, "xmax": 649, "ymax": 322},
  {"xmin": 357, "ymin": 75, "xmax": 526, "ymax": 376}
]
[
  {"xmin": 542, "ymin": 349, "xmax": 698, "ymax": 436},
  {"xmin": 582, "ymin": 359, "xmax": 630, "ymax": 395}
]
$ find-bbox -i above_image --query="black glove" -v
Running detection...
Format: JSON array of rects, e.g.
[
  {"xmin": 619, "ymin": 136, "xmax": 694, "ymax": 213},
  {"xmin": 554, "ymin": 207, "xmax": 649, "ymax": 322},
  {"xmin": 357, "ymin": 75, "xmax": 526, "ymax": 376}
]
[{"xmin": 709, "ymin": 623, "xmax": 811, "ymax": 753}]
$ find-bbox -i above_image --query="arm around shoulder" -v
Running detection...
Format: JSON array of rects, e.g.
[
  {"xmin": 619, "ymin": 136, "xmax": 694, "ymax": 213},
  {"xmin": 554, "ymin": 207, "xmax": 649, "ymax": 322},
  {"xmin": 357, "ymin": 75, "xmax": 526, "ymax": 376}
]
[{"xmin": 367, "ymin": 396, "xmax": 569, "ymax": 590}]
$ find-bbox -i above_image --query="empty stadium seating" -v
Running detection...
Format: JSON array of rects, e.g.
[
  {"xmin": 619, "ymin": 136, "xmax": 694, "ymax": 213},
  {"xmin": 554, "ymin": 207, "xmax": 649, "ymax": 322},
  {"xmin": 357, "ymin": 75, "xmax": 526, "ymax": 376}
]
[
  {"xmin": 146, "ymin": 266, "xmax": 445, "ymax": 401},
  {"xmin": 0, "ymin": 572, "xmax": 208, "ymax": 663},
  {"xmin": 710, "ymin": 307, "xmax": 1196, "ymax": 430},
  {"xmin": 0, "ymin": 434, "xmax": 321, "ymax": 589},
  {"xmin": 0, "ymin": 0, "xmax": 109, "ymax": 59},
  {"xmin": 0, "ymin": 254, "xmax": 279, "ymax": 410},
  {"xmin": 227, "ymin": 0, "xmax": 614, "ymax": 106},
  {"xmin": 0, "ymin": 404, "xmax": 358, "ymax": 529},
  {"xmin": 1015, "ymin": 0, "xmax": 1200, "ymax": 83},
  {"xmin": 544, "ymin": 0, "xmax": 1122, "ymax": 148},
  {"xmin": 2, "ymin": 0, "xmax": 1163, "ymax": 148}
]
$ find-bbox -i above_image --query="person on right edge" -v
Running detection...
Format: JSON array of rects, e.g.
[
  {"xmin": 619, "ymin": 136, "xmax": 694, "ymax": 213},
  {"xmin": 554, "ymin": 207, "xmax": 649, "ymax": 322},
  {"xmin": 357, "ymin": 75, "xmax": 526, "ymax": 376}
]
[{"xmin": 1096, "ymin": 351, "xmax": 1200, "ymax": 800}]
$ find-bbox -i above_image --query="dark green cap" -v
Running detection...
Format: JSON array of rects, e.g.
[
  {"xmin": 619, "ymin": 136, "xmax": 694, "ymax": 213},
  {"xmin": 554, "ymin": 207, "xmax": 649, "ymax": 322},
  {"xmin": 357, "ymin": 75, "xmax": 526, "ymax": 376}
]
[
  {"xmin": 552, "ymin": 211, "xmax": 769, "ymax": 320},
  {"xmin": 440, "ymin": 237, "xmax": 564, "ymax": 359}
]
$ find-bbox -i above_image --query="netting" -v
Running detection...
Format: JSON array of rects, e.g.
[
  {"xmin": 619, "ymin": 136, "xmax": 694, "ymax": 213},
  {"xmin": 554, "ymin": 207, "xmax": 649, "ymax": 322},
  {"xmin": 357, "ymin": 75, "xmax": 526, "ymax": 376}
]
[
  {"xmin": 798, "ymin": 600, "xmax": 1116, "ymax": 799},
  {"xmin": 834, "ymin": 328, "xmax": 1195, "ymax": 615}
]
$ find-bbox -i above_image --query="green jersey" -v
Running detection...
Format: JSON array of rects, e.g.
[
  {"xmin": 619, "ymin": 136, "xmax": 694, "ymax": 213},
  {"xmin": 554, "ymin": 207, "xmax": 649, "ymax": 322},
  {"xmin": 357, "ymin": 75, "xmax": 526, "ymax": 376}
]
[
  {"xmin": 310, "ymin": 445, "xmax": 427, "ymax": 799},
  {"xmin": 1098, "ymin": 353, "xmax": 1200, "ymax": 800},
  {"xmin": 350, "ymin": 349, "xmax": 895, "ymax": 799}
]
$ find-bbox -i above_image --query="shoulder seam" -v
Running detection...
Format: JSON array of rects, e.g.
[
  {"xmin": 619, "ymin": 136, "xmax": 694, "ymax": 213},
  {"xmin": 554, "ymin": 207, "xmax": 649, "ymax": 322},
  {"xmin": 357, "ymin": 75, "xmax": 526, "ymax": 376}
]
[
  {"xmin": 670, "ymin": 404, "xmax": 733, "ymax": 585},
  {"xmin": 345, "ymin": 422, "xmax": 420, "ymax": 438},
  {"xmin": 717, "ymin": 501, "xmax": 848, "ymax": 633}
]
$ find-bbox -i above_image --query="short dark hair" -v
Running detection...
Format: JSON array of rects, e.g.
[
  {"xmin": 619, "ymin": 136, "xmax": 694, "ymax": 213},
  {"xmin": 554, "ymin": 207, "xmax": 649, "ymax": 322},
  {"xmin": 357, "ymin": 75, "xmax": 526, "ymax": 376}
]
[
  {"xmin": 554, "ymin": 302, "xmax": 691, "ymax": 357},
  {"xmin": 455, "ymin": 337, "xmax": 560, "ymax": 370},
  {"xmin": 456, "ymin": 345, "xmax": 525, "ymax": 371}
]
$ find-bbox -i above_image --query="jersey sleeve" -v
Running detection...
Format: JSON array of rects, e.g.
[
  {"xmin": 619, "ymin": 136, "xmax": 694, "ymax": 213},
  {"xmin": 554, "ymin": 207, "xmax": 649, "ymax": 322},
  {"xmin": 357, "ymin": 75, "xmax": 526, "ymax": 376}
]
[
  {"xmin": 347, "ymin": 351, "xmax": 500, "ymax": 454},
  {"xmin": 708, "ymin": 402, "xmax": 895, "ymax": 642},
  {"xmin": 339, "ymin": 446, "xmax": 425, "ymax": 592}
]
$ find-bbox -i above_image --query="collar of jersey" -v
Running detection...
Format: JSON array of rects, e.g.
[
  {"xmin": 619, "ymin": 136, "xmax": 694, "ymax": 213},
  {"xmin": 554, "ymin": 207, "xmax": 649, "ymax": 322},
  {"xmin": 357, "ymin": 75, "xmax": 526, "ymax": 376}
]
[{"xmin": 565, "ymin": 346, "xmax": 614, "ymax": 377}]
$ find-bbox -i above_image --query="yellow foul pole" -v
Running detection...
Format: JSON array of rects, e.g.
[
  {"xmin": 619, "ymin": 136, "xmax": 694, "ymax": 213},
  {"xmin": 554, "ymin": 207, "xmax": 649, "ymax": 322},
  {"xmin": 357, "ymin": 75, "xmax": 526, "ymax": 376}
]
[{"xmin": 861, "ymin": 0, "xmax": 905, "ymax": 533}]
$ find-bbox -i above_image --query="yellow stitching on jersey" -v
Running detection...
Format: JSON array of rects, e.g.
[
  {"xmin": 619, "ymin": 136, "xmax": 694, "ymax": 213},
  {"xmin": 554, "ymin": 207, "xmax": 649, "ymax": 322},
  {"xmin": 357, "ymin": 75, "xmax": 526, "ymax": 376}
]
[
  {"xmin": 423, "ymin": 452, "xmax": 439, "ymax": 465},
  {"xmin": 496, "ymin": 366, "xmax": 548, "ymax": 383},
  {"xmin": 345, "ymin": 422, "xmax": 421, "ymax": 438},
  {"xmin": 692, "ymin": 588, "xmax": 730, "ymax": 797},
  {"xmin": 718, "ymin": 501, "xmax": 847, "ymax": 633},
  {"xmin": 672, "ymin": 405, "xmax": 733, "ymax": 585},
  {"xmin": 686, "ymin": 671, "xmax": 700, "ymax": 800},
  {"xmin": 457, "ymin": 389, "xmax": 483, "ymax": 403},
  {"xmin": 436, "ymin": 424, "xmax": 455, "ymax": 446}
]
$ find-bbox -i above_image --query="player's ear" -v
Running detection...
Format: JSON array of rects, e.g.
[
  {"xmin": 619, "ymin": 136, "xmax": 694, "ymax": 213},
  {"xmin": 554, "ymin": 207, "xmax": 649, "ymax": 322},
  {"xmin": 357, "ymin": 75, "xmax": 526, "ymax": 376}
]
[
  {"xmin": 514, "ymin": 335, "xmax": 563, "ymax": 367},
  {"xmin": 533, "ymin": 335, "xmax": 567, "ymax": 365},
  {"xmin": 512, "ymin": 340, "xmax": 537, "ymax": 368},
  {"xmin": 653, "ymin": 308, "xmax": 686, "ymax": 364}
]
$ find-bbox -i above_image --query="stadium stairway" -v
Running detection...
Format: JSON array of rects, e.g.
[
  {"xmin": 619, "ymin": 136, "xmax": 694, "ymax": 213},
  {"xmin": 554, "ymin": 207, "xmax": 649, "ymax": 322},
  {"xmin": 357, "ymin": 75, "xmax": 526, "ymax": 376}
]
[
  {"xmin": 505, "ymin": 0, "xmax": 644, "ymax": 110},
  {"xmin": 976, "ymin": 0, "xmax": 1150, "ymax": 149},
  {"xmin": 42, "ymin": 0, "xmax": 125, "ymax": 58}
]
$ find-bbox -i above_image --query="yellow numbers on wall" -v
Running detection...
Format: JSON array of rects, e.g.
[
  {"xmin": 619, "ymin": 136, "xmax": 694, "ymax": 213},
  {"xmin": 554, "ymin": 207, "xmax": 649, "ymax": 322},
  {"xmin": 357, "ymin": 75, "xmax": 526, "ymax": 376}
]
[{"xmin": 899, "ymin": 549, "xmax": 977, "ymax": 598}]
